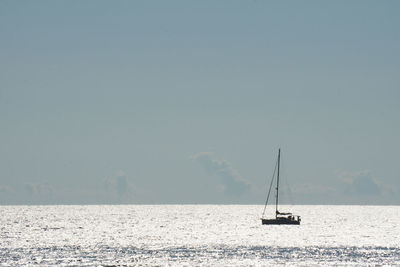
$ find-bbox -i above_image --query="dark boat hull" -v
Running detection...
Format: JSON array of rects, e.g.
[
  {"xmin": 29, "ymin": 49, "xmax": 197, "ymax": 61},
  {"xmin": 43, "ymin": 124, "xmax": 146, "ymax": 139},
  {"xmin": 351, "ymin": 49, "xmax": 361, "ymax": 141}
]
[{"xmin": 261, "ymin": 218, "xmax": 300, "ymax": 225}]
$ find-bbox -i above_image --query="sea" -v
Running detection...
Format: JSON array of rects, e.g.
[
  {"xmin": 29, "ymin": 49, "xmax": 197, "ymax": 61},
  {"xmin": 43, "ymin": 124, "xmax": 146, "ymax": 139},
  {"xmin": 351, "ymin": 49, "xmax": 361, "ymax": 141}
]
[{"xmin": 1, "ymin": 205, "xmax": 399, "ymax": 266}]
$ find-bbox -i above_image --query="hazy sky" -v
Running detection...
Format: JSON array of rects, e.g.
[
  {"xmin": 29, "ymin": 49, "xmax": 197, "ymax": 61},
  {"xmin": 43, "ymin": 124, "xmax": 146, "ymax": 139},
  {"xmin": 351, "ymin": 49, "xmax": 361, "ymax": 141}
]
[{"xmin": 1, "ymin": 1, "xmax": 399, "ymax": 205}]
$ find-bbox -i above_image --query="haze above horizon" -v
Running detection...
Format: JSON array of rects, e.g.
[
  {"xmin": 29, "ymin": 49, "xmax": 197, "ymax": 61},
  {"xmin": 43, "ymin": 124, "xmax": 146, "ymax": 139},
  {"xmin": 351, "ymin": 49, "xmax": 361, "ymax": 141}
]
[{"xmin": 1, "ymin": 1, "xmax": 399, "ymax": 205}]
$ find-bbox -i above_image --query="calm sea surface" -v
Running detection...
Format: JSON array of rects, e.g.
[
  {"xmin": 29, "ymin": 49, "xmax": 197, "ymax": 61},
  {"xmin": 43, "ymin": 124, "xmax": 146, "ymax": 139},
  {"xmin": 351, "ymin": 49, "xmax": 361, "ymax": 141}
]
[{"xmin": 1, "ymin": 205, "xmax": 399, "ymax": 266}]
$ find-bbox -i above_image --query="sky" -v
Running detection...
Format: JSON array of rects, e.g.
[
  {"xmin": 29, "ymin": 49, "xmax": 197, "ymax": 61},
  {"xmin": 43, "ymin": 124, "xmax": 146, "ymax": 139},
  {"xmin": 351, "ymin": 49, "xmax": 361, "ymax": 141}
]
[{"xmin": 1, "ymin": 1, "xmax": 399, "ymax": 205}]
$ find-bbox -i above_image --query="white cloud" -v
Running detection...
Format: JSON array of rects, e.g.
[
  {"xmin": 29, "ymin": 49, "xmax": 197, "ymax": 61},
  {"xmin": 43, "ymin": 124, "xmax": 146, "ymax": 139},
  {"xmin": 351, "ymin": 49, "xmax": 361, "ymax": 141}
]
[
  {"xmin": 0, "ymin": 185, "xmax": 12, "ymax": 194},
  {"xmin": 103, "ymin": 170, "xmax": 131, "ymax": 196},
  {"xmin": 338, "ymin": 170, "xmax": 381, "ymax": 195},
  {"xmin": 24, "ymin": 183, "xmax": 53, "ymax": 195},
  {"xmin": 291, "ymin": 183, "xmax": 337, "ymax": 195},
  {"xmin": 191, "ymin": 152, "xmax": 250, "ymax": 195}
]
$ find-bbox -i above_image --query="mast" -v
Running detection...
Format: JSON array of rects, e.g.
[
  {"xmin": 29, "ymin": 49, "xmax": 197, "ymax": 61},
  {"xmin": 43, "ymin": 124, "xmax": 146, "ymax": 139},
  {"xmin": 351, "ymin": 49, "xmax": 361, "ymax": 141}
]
[{"xmin": 275, "ymin": 148, "xmax": 280, "ymax": 218}]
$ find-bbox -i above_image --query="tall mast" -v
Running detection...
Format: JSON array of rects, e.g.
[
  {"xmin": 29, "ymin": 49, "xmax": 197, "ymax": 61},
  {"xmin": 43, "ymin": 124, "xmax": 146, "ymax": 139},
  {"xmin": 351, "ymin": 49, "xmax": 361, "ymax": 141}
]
[{"xmin": 275, "ymin": 148, "xmax": 280, "ymax": 218}]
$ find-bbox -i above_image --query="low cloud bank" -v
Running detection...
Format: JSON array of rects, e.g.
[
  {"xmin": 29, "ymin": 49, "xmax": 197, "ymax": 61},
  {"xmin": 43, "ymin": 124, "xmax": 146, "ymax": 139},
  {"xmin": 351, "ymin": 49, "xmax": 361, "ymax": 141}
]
[
  {"xmin": 24, "ymin": 183, "xmax": 53, "ymax": 195},
  {"xmin": 339, "ymin": 170, "xmax": 381, "ymax": 196},
  {"xmin": 191, "ymin": 152, "xmax": 250, "ymax": 195},
  {"xmin": 103, "ymin": 170, "xmax": 131, "ymax": 197}
]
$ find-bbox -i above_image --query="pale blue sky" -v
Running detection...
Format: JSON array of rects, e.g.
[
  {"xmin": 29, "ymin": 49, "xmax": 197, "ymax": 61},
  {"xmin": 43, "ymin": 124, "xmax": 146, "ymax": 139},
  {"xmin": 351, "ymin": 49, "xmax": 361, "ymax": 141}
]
[{"xmin": 1, "ymin": 1, "xmax": 399, "ymax": 204}]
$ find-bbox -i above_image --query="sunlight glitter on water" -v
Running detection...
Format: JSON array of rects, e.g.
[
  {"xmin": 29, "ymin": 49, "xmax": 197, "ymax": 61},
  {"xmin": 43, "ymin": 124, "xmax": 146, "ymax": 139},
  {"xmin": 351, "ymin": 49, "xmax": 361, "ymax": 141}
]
[{"xmin": 1, "ymin": 205, "xmax": 399, "ymax": 265}]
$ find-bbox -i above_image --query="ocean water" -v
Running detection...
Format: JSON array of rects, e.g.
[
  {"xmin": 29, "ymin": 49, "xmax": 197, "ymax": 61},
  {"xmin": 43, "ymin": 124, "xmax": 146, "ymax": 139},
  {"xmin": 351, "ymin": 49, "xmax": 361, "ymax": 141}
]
[{"xmin": 1, "ymin": 205, "xmax": 399, "ymax": 266}]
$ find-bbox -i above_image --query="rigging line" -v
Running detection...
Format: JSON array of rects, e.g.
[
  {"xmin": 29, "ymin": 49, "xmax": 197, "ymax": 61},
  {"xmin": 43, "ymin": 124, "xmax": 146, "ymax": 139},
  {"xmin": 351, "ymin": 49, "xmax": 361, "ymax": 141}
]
[{"xmin": 261, "ymin": 155, "xmax": 278, "ymax": 218}]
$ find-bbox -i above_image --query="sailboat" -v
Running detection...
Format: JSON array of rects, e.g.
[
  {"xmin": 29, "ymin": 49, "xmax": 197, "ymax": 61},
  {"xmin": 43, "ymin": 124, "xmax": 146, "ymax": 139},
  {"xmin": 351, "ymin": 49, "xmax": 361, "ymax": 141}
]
[{"xmin": 261, "ymin": 149, "xmax": 301, "ymax": 225}]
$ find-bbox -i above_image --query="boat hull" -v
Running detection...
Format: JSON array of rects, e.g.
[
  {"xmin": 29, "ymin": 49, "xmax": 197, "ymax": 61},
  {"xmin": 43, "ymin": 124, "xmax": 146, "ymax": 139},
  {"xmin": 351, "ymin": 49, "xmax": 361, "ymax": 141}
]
[{"xmin": 261, "ymin": 218, "xmax": 300, "ymax": 225}]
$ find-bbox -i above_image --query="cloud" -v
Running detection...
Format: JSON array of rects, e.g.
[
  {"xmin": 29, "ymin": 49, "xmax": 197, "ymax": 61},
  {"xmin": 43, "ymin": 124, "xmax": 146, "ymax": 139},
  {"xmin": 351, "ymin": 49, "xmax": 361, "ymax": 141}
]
[
  {"xmin": 0, "ymin": 185, "xmax": 12, "ymax": 194},
  {"xmin": 104, "ymin": 170, "xmax": 131, "ymax": 196},
  {"xmin": 116, "ymin": 175, "xmax": 128, "ymax": 195},
  {"xmin": 352, "ymin": 175, "xmax": 380, "ymax": 195},
  {"xmin": 291, "ymin": 183, "xmax": 337, "ymax": 195},
  {"xmin": 24, "ymin": 183, "xmax": 53, "ymax": 195},
  {"xmin": 191, "ymin": 152, "xmax": 250, "ymax": 195},
  {"xmin": 339, "ymin": 170, "xmax": 381, "ymax": 196}
]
